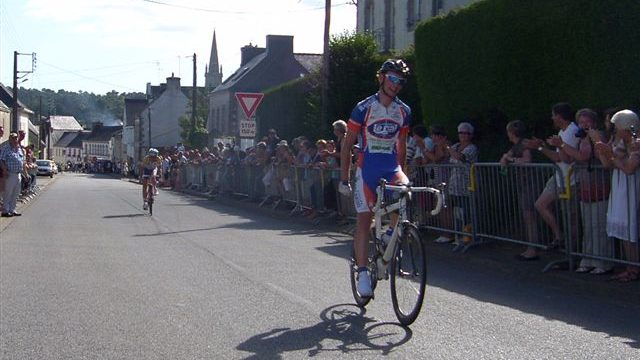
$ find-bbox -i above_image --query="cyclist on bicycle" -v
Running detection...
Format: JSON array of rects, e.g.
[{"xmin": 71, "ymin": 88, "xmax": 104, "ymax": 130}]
[
  {"xmin": 339, "ymin": 59, "xmax": 411, "ymax": 298},
  {"xmin": 142, "ymin": 148, "xmax": 162, "ymax": 210}
]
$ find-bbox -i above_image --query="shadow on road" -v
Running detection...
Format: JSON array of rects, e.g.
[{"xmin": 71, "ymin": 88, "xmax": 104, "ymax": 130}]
[{"xmin": 236, "ymin": 304, "xmax": 412, "ymax": 359}]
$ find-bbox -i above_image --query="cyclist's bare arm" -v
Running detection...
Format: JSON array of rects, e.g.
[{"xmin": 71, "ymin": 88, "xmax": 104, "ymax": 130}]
[{"xmin": 340, "ymin": 128, "xmax": 358, "ymax": 182}]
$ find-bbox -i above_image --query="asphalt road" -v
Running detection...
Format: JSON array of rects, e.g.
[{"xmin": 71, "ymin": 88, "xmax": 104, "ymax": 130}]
[{"xmin": 1, "ymin": 173, "xmax": 638, "ymax": 359}]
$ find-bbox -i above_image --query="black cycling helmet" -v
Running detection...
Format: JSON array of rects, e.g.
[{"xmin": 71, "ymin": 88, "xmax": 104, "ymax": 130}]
[{"xmin": 378, "ymin": 59, "xmax": 410, "ymax": 77}]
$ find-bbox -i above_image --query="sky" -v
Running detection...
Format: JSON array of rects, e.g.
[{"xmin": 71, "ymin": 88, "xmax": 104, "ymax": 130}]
[{"xmin": 0, "ymin": 0, "xmax": 357, "ymax": 95}]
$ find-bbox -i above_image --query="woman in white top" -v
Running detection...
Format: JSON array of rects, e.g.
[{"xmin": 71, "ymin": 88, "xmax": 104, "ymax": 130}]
[{"xmin": 590, "ymin": 109, "xmax": 640, "ymax": 282}]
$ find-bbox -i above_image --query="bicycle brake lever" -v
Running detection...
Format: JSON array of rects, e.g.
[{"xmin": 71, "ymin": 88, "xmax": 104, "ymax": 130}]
[{"xmin": 430, "ymin": 189, "xmax": 444, "ymax": 215}]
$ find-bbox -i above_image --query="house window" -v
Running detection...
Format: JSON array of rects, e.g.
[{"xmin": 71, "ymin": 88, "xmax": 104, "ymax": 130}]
[
  {"xmin": 383, "ymin": 0, "xmax": 394, "ymax": 51},
  {"xmin": 407, "ymin": 0, "xmax": 423, "ymax": 29}
]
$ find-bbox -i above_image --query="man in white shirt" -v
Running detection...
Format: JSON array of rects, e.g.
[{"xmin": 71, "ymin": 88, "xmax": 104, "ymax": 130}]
[{"xmin": 523, "ymin": 102, "xmax": 579, "ymax": 259}]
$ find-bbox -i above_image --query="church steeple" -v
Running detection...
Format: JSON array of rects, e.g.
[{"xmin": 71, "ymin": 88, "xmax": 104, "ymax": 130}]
[{"xmin": 205, "ymin": 30, "xmax": 223, "ymax": 90}]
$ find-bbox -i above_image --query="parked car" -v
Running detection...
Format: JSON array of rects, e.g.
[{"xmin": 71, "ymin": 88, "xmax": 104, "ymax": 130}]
[{"xmin": 36, "ymin": 160, "xmax": 56, "ymax": 177}]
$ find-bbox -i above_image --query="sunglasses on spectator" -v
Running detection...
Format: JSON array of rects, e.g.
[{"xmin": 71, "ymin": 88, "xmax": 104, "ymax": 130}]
[
  {"xmin": 458, "ymin": 131, "xmax": 472, "ymax": 135},
  {"xmin": 385, "ymin": 74, "xmax": 407, "ymax": 86}
]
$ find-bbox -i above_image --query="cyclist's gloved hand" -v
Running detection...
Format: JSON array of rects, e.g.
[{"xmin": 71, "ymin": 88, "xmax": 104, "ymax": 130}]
[{"xmin": 339, "ymin": 181, "xmax": 352, "ymax": 196}]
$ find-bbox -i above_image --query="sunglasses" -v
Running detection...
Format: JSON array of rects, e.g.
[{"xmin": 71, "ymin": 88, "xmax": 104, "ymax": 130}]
[
  {"xmin": 458, "ymin": 131, "xmax": 472, "ymax": 135},
  {"xmin": 385, "ymin": 74, "xmax": 407, "ymax": 86}
]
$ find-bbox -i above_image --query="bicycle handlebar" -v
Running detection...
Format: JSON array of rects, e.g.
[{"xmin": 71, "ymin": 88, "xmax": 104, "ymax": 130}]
[{"xmin": 377, "ymin": 179, "xmax": 445, "ymax": 216}]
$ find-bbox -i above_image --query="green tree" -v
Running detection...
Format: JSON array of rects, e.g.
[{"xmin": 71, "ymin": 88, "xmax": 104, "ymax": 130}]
[
  {"xmin": 328, "ymin": 31, "xmax": 380, "ymax": 122},
  {"xmin": 17, "ymin": 87, "xmax": 143, "ymax": 127},
  {"xmin": 178, "ymin": 88, "xmax": 209, "ymax": 149}
]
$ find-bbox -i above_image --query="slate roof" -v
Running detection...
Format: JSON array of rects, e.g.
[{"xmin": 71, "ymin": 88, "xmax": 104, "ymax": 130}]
[
  {"xmin": 49, "ymin": 116, "xmax": 83, "ymax": 131},
  {"xmin": 0, "ymin": 83, "xmax": 32, "ymax": 113},
  {"xmin": 85, "ymin": 125, "xmax": 122, "ymax": 142},
  {"xmin": 68, "ymin": 132, "xmax": 89, "ymax": 148},
  {"xmin": 147, "ymin": 83, "xmax": 207, "ymax": 101},
  {"xmin": 53, "ymin": 131, "xmax": 83, "ymax": 148},
  {"xmin": 216, "ymin": 54, "xmax": 313, "ymax": 93}
]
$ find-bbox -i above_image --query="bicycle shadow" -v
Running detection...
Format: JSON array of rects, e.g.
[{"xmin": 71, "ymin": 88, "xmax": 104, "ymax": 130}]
[{"xmin": 236, "ymin": 304, "xmax": 412, "ymax": 359}]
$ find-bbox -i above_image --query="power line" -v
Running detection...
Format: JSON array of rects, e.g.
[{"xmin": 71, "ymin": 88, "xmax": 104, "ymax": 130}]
[
  {"xmin": 34, "ymin": 61, "xmax": 159, "ymax": 78},
  {"xmin": 37, "ymin": 60, "xmax": 141, "ymax": 92},
  {"xmin": 140, "ymin": 0, "xmax": 352, "ymax": 14}
]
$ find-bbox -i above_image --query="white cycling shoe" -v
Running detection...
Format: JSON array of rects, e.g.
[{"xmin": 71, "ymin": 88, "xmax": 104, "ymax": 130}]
[
  {"xmin": 143, "ymin": 202, "xmax": 148, "ymax": 210},
  {"xmin": 357, "ymin": 269, "xmax": 373, "ymax": 298},
  {"xmin": 154, "ymin": 188, "xmax": 159, "ymax": 196}
]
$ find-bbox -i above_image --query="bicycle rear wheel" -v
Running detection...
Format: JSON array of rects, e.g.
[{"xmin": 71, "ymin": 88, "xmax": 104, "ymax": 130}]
[
  {"xmin": 148, "ymin": 197, "xmax": 153, "ymax": 215},
  {"xmin": 390, "ymin": 224, "xmax": 426, "ymax": 326},
  {"xmin": 349, "ymin": 228, "xmax": 378, "ymax": 307},
  {"xmin": 146, "ymin": 184, "xmax": 154, "ymax": 216}
]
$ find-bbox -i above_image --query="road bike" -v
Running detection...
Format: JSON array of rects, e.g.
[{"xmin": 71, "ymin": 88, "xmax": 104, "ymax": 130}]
[{"xmin": 349, "ymin": 179, "xmax": 445, "ymax": 326}]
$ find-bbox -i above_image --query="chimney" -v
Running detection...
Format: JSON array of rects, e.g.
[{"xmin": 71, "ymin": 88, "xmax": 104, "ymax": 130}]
[
  {"xmin": 92, "ymin": 121, "xmax": 103, "ymax": 133},
  {"xmin": 240, "ymin": 43, "xmax": 265, "ymax": 66},
  {"xmin": 266, "ymin": 35, "xmax": 294, "ymax": 58},
  {"xmin": 166, "ymin": 74, "xmax": 181, "ymax": 91}
]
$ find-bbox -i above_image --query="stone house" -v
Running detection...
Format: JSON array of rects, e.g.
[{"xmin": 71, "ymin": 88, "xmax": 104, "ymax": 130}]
[
  {"xmin": 82, "ymin": 122, "xmax": 122, "ymax": 163},
  {"xmin": 0, "ymin": 99, "xmax": 10, "ymax": 144},
  {"xmin": 48, "ymin": 116, "xmax": 84, "ymax": 162},
  {"xmin": 206, "ymin": 34, "xmax": 321, "ymax": 146},
  {"xmin": 52, "ymin": 131, "xmax": 85, "ymax": 165}
]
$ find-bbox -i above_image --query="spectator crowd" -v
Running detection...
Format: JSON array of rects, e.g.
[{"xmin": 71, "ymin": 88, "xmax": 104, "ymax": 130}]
[{"xmin": 152, "ymin": 103, "xmax": 639, "ymax": 283}]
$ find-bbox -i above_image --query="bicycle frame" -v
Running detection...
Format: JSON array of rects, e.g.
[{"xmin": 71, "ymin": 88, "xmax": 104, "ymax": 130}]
[{"xmin": 371, "ymin": 180, "xmax": 444, "ymax": 278}]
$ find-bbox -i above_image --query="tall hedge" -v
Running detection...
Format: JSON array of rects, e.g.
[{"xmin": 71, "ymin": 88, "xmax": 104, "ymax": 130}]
[
  {"xmin": 415, "ymin": 0, "xmax": 640, "ymax": 160},
  {"xmin": 257, "ymin": 76, "xmax": 320, "ymax": 142}
]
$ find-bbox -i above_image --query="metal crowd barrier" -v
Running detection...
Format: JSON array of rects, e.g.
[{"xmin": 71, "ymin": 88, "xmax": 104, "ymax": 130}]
[{"xmin": 175, "ymin": 161, "xmax": 639, "ymax": 271}]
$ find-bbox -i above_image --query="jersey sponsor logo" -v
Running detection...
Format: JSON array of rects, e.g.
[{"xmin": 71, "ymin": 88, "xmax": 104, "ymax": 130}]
[
  {"xmin": 368, "ymin": 119, "xmax": 399, "ymax": 139},
  {"xmin": 365, "ymin": 119, "xmax": 398, "ymax": 154}
]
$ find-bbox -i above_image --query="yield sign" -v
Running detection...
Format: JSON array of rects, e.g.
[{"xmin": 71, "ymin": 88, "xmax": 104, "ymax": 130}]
[{"xmin": 235, "ymin": 92, "xmax": 264, "ymax": 119}]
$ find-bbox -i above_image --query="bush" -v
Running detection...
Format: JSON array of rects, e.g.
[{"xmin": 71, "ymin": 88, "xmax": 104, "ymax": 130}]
[{"xmin": 415, "ymin": 0, "xmax": 640, "ymax": 160}]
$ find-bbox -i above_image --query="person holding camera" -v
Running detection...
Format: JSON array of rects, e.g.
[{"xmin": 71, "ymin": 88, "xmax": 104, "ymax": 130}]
[
  {"xmin": 524, "ymin": 102, "xmax": 580, "ymax": 257},
  {"xmin": 556, "ymin": 109, "xmax": 612, "ymax": 274}
]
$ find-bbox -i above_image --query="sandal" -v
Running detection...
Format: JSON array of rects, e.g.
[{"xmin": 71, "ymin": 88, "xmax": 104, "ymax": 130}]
[{"xmin": 609, "ymin": 270, "xmax": 631, "ymax": 281}]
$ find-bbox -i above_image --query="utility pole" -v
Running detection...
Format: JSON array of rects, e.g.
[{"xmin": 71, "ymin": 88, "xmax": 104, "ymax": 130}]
[
  {"xmin": 11, "ymin": 51, "xmax": 36, "ymax": 133},
  {"xmin": 38, "ymin": 95, "xmax": 44, "ymax": 159},
  {"xmin": 320, "ymin": 0, "xmax": 331, "ymax": 135},
  {"xmin": 12, "ymin": 51, "xmax": 19, "ymax": 133},
  {"xmin": 47, "ymin": 118, "xmax": 51, "ymax": 159},
  {"xmin": 148, "ymin": 107, "xmax": 152, "ymax": 150},
  {"xmin": 191, "ymin": 53, "xmax": 197, "ymax": 133}
]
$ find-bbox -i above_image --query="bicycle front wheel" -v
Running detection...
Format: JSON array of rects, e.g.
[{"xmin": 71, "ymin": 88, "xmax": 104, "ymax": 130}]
[{"xmin": 390, "ymin": 224, "xmax": 426, "ymax": 326}]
